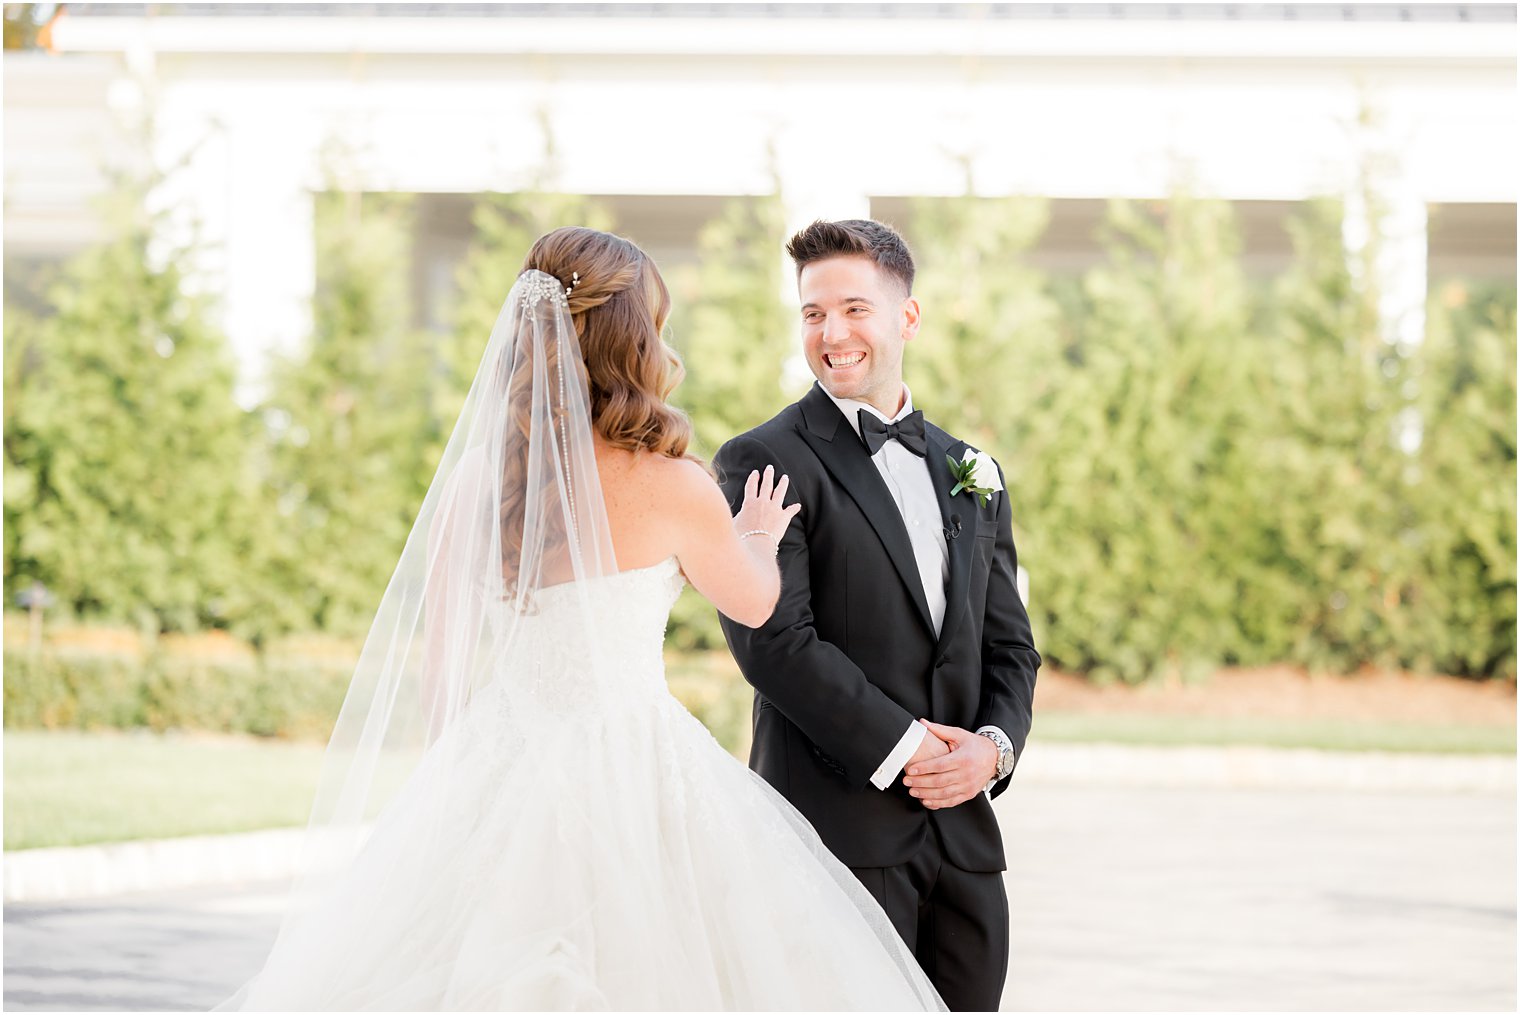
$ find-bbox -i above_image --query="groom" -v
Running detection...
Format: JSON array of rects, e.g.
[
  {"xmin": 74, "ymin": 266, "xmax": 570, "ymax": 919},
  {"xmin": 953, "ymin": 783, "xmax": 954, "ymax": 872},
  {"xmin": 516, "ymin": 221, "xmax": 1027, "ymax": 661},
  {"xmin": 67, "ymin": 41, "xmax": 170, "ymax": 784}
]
[{"xmin": 715, "ymin": 219, "xmax": 1040, "ymax": 1011}]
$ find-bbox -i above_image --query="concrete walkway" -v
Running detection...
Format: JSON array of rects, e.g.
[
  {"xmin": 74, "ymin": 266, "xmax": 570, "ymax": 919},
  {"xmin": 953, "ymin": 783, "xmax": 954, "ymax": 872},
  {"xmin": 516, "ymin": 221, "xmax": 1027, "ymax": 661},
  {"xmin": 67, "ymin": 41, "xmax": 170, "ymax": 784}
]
[
  {"xmin": 1000, "ymin": 784, "xmax": 1515, "ymax": 1011},
  {"xmin": 6, "ymin": 742, "xmax": 1514, "ymax": 903},
  {"xmin": 4, "ymin": 776, "xmax": 1514, "ymax": 1011}
]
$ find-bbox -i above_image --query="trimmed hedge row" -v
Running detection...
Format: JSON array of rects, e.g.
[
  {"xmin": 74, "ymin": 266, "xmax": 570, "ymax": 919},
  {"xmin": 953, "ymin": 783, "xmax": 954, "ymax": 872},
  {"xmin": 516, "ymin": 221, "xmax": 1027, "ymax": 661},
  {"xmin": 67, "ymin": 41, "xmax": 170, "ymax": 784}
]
[
  {"xmin": 3, "ymin": 644, "xmax": 756, "ymax": 750},
  {"xmin": 3, "ymin": 649, "xmax": 351, "ymax": 739}
]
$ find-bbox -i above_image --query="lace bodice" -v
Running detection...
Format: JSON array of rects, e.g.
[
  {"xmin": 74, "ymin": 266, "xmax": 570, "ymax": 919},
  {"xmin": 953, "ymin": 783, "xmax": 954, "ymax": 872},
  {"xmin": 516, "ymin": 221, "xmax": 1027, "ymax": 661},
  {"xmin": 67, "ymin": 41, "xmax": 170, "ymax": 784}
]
[{"xmin": 486, "ymin": 555, "xmax": 686, "ymax": 713}]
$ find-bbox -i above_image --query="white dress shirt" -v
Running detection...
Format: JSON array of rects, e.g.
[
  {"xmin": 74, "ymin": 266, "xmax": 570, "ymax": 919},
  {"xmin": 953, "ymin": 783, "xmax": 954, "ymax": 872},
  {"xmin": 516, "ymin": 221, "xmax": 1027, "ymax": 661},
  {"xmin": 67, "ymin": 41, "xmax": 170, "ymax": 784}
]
[
  {"xmin": 825, "ymin": 386, "xmax": 950, "ymax": 636},
  {"xmin": 819, "ymin": 387, "xmax": 1011, "ymax": 795}
]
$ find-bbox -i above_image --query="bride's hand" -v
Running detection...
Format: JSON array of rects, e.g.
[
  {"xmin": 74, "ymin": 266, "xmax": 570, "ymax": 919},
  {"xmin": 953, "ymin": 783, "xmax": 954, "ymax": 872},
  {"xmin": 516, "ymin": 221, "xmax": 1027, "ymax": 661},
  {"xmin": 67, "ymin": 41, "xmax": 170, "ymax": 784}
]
[{"xmin": 734, "ymin": 465, "xmax": 800, "ymax": 549}]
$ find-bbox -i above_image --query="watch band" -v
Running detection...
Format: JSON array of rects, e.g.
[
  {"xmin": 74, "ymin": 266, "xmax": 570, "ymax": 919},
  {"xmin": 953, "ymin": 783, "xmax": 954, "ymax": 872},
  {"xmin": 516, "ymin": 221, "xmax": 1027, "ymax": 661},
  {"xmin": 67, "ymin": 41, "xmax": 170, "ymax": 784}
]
[{"xmin": 976, "ymin": 727, "xmax": 1016, "ymax": 781}]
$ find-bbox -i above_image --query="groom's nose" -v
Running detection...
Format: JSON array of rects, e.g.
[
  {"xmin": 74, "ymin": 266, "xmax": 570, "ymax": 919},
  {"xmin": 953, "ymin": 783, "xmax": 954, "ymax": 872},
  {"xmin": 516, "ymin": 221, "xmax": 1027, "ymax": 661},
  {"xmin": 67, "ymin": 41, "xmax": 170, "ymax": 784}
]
[{"xmin": 821, "ymin": 313, "xmax": 850, "ymax": 343}]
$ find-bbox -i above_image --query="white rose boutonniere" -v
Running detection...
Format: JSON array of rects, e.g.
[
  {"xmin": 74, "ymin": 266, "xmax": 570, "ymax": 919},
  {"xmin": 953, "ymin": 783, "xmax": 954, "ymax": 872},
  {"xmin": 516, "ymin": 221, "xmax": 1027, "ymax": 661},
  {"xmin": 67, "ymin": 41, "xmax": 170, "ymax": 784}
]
[{"xmin": 946, "ymin": 448, "xmax": 1004, "ymax": 507}]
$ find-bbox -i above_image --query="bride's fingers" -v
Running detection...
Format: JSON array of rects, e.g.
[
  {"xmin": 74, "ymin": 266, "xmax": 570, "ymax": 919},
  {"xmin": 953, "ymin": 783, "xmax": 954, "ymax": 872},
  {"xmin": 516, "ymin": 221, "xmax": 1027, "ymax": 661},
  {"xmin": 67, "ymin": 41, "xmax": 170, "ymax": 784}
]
[
  {"xmin": 773, "ymin": 474, "xmax": 790, "ymax": 504},
  {"xmin": 745, "ymin": 469, "xmax": 760, "ymax": 502},
  {"xmin": 760, "ymin": 464, "xmax": 775, "ymax": 499}
]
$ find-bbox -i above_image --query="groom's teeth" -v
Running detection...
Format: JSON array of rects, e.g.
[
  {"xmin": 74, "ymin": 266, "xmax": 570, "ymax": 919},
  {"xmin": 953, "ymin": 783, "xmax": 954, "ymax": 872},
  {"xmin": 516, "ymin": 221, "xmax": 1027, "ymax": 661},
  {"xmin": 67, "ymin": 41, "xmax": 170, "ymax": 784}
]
[{"xmin": 829, "ymin": 353, "xmax": 864, "ymax": 368}]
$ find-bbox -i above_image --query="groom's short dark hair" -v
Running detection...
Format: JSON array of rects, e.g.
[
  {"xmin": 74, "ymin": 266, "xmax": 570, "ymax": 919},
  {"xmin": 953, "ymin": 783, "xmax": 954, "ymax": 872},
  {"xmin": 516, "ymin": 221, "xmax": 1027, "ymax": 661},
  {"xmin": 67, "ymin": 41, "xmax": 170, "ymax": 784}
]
[{"xmin": 786, "ymin": 219, "xmax": 915, "ymax": 296}]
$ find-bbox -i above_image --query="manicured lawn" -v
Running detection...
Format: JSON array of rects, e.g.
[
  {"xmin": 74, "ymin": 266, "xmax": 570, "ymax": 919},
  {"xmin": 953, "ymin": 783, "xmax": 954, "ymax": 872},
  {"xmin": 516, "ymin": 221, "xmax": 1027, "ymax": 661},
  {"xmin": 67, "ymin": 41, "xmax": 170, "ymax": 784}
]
[
  {"xmin": 6, "ymin": 686, "xmax": 1512, "ymax": 851},
  {"xmin": 3, "ymin": 729, "xmax": 325, "ymax": 850},
  {"xmin": 1034, "ymin": 712, "xmax": 1517, "ymax": 754}
]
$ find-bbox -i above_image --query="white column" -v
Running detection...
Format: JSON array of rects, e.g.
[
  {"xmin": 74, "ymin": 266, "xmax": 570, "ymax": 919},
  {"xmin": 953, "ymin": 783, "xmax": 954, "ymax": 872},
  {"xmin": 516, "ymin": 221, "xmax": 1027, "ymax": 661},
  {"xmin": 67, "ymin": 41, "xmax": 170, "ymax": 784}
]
[
  {"xmin": 1342, "ymin": 153, "xmax": 1429, "ymax": 456},
  {"xmin": 210, "ymin": 117, "xmax": 316, "ymax": 407},
  {"xmin": 1341, "ymin": 109, "xmax": 1429, "ymax": 356},
  {"xmin": 1376, "ymin": 186, "xmax": 1429, "ymax": 354},
  {"xmin": 146, "ymin": 81, "xmax": 317, "ymax": 407},
  {"xmin": 1380, "ymin": 185, "xmax": 1428, "ymax": 455},
  {"xmin": 772, "ymin": 133, "xmax": 874, "ymax": 392}
]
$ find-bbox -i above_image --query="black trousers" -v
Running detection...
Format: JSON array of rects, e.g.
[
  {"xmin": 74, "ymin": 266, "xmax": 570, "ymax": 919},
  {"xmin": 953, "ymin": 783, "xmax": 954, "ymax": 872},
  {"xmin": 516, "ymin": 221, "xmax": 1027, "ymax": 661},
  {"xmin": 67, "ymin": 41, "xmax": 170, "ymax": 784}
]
[{"xmin": 851, "ymin": 823, "xmax": 1010, "ymax": 1012}]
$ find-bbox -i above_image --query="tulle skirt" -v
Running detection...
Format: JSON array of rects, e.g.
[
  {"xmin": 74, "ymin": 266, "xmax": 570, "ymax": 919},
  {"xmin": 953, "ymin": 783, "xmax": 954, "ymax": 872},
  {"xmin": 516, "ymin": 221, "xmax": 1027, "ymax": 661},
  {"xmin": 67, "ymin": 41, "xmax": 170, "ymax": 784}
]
[{"xmin": 223, "ymin": 680, "xmax": 943, "ymax": 1011}]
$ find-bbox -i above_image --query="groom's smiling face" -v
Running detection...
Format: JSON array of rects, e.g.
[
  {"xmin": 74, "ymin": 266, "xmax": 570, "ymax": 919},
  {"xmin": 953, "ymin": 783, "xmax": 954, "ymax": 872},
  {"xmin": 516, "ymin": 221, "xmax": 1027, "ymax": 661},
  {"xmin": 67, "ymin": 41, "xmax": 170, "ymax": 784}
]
[{"xmin": 798, "ymin": 255, "xmax": 921, "ymax": 417}]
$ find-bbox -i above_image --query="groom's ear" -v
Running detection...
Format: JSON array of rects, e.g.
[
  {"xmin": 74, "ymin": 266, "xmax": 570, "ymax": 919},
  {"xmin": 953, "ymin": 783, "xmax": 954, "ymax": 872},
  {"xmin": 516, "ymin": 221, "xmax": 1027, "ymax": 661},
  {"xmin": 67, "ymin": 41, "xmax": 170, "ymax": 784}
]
[{"xmin": 900, "ymin": 295, "xmax": 922, "ymax": 343}]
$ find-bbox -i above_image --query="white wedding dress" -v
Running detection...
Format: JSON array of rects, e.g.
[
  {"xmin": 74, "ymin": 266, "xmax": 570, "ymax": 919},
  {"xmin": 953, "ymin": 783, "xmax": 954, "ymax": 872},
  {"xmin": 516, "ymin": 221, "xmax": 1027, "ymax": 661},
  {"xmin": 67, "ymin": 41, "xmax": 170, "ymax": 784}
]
[{"xmin": 231, "ymin": 556, "xmax": 944, "ymax": 1011}]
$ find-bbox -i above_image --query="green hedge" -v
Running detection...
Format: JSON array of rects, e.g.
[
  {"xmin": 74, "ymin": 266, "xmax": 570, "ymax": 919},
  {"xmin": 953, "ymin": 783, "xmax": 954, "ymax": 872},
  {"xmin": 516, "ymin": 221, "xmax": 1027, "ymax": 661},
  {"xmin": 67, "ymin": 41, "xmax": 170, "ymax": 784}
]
[
  {"xmin": 3, "ymin": 644, "xmax": 754, "ymax": 748},
  {"xmin": 3, "ymin": 649, "xmax": 351, "ymax": 739}
]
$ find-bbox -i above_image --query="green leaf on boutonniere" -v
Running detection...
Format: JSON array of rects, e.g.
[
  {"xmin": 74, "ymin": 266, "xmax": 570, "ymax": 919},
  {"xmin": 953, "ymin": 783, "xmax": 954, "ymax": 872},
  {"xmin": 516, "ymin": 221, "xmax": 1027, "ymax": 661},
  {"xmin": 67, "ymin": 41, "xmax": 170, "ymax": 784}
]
[
  {"xmin": 946, "ymin": 453, "xmax": 974, "ymax": 498},
  {"xmin": 946, "ymin": 451, "xmax": 997, "ymax": 507}
]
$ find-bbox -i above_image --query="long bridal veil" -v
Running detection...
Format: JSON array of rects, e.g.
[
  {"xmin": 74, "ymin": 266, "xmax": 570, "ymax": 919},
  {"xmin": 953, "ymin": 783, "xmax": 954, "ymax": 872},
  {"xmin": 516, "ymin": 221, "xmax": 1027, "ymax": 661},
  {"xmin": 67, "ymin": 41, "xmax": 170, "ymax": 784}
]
[
  {"xmin": 220, "ymin": 268, "xmax": 619, "ymax": 1005},
  {"xmin": 310, "ymin": 265, "xmax": 618, "ymax": 842}
]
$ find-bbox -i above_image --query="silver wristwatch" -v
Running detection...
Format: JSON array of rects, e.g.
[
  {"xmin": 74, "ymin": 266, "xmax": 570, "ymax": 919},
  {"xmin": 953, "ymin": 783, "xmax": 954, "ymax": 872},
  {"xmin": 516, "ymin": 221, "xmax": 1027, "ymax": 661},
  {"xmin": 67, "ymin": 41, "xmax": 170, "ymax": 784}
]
[{"xmin": 977, "ymin": 727, "xmax": 1016, "ymax": 782}]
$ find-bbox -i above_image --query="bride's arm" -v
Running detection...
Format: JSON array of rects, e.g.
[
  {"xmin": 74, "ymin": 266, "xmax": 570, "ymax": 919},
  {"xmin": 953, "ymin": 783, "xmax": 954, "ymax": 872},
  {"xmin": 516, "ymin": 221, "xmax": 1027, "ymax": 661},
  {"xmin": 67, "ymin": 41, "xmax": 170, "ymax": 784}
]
[
  {"xmin": 711, "ymin": 433, "xmax": 927, "ymax": 790},
  {"xmin": 663, "ymin": 458, "xmax": 799, "ymax": 629}
]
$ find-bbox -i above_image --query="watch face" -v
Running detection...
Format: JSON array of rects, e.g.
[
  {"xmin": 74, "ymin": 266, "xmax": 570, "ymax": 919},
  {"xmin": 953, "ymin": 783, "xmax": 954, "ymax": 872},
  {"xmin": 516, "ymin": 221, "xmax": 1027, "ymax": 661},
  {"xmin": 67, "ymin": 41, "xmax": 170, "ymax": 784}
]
[
  {"xmin": 978, "ymin": 730, "xmax": 1015, "ymax": 780},
  {"xmin": 998, "ymin": 750, "xmax": 1015, "ymax": 779}
]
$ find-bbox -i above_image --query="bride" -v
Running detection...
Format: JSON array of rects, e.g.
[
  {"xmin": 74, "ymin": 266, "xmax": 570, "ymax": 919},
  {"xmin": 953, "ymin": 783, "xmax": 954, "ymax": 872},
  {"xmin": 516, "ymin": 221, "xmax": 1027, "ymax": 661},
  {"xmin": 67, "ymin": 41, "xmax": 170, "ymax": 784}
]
[{"xmin": 220, "ymin": 227, "xmax": 945, "ymax": 1011}]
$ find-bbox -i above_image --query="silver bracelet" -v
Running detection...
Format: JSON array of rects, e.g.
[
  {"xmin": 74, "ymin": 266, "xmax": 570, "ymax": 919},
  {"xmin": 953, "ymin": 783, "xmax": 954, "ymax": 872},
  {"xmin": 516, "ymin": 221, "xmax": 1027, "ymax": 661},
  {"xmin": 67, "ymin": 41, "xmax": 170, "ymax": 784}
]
[{"xmin": 739, "ymin": 529, "xmax": 779, "ymax": 555}]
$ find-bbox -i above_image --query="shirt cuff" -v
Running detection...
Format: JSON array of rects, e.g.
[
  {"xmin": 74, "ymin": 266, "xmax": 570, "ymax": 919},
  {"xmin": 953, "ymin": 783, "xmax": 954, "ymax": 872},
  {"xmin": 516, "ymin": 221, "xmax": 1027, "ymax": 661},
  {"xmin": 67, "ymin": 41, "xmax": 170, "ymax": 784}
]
[
  {"xmin": 976, "ymin": 724, "xmax": 1014, "ymax": 795},
  {"xmin": 871, "ymin": 722, "xmax": 927, "ymax": 790}
]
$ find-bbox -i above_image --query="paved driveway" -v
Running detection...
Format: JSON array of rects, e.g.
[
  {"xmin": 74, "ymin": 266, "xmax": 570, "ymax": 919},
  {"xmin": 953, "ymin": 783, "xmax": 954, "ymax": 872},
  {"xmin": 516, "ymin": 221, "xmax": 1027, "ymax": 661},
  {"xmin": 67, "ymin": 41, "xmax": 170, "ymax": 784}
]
[
  {"xmin": 1000, "ymin": 785, "xmax": 1515, "ymax": 1011},
  {"xmin": 4, "ymin": 785, "xmax": 1514, "ymax": 1011}
]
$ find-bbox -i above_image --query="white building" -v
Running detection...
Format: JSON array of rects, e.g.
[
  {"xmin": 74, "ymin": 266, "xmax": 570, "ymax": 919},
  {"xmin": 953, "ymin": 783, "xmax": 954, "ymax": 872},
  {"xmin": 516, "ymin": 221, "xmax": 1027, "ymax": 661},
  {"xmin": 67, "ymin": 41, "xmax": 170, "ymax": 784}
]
[{"xmin": 4, "ymin": 2, "xmax": 1515, "ymax": 391}]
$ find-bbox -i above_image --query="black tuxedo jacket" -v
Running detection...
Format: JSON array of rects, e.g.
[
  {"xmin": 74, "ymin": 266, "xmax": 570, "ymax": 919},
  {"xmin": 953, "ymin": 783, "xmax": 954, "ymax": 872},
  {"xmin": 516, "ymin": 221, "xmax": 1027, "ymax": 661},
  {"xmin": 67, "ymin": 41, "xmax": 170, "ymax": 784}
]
[{"xmin": 714, "ymin": 383, "xmax": 1040, "ymax": 873}]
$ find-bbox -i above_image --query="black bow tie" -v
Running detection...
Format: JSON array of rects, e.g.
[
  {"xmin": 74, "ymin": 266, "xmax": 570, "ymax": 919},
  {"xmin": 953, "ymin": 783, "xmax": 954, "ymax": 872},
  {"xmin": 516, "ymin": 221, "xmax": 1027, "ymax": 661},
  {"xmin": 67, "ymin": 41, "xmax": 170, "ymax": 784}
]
[{"xmin": 858, "ymin": 409, "xmax": 928, "ymax": 457}]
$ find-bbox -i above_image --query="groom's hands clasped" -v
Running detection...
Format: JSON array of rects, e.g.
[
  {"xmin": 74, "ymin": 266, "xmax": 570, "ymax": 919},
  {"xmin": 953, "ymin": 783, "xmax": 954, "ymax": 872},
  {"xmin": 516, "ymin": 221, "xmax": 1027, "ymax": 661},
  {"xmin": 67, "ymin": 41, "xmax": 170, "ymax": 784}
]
[{"xmin": 902, "ymin": 720, "xmax": 999, "ymax": 809}]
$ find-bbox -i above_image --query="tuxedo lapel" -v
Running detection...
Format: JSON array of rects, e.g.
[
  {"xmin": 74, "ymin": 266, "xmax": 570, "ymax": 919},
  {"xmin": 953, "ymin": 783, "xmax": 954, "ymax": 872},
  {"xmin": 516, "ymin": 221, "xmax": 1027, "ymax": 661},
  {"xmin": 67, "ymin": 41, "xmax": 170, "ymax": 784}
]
[
  {"xmin": 797, "ymin": 385, "xmax": 936, "ymax": 635},
  {"xmin": 926, "ymin": 426, "xmax": 975, "ymax": 658}
]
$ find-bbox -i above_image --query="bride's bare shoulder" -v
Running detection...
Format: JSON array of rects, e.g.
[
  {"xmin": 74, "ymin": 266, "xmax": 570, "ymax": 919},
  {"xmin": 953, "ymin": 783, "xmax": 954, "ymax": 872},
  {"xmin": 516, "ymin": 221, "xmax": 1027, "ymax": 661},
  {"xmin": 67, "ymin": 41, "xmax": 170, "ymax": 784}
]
[
  {"xmin": 640, "ymin": 452, "xmax": 720, "ymax": 507},
  {"xmin": 597, "ymin": 447, "xmax": 722, "ymax": 519}
]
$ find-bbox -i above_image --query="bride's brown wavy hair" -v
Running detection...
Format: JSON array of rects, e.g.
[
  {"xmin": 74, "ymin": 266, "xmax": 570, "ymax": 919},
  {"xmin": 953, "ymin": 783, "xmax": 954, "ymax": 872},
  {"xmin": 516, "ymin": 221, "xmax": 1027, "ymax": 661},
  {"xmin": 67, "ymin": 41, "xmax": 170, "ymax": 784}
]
[
  {"xmin": 498, "ymin": 227, "xmax": 693, "ymax": 583},
  {"xmin": 522, "ymin": 226, "xmax": 692, "ymax": 457}
]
